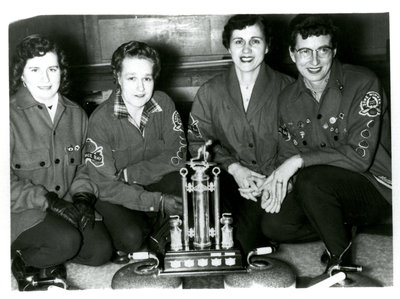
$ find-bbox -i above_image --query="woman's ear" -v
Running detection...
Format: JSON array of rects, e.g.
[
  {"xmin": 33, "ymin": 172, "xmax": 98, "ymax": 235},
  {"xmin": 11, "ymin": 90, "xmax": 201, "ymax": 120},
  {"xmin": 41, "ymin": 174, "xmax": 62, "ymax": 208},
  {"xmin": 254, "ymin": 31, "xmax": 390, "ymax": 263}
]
[{"xmin": 289, "ymin": 47, "xmax": 296, "ymax": 63}]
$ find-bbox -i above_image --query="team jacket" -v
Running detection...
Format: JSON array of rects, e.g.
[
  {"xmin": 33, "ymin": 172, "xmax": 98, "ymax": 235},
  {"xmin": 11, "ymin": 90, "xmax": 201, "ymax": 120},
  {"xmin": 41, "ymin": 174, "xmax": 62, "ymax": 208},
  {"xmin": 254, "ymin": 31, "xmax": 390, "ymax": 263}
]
[
  {"xmin": 188, "ymin": 62, "xmax": 294, "ymax": 175},
  {"xmin": 10, "ymin": 87, "xmax": 97, "ymax": 242},
  {"xmin": 278, "ymin": 59, "xmax": 392, "ymax": 203},
  {"xmin": 83, "ymin": 89, "xmax": 186, "ymax": 212}
]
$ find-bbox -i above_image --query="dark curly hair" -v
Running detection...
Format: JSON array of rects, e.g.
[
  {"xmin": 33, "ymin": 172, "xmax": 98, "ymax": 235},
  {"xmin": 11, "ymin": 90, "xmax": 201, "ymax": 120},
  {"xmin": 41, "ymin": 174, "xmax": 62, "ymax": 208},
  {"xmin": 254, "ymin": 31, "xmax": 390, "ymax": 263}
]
[
  {"xmin": 111, "ymin": 41, "xmax": 161, "ymax": 84},
  {"xmin": 10, "ymin": 34, "xmax": 70, "ymax": 96},
  {"xmin": 288, "ymin": 14, "xmax": 338, "ymax": 52},
  {"xmin": 222, "ymin": 14, "xmax": 271, "ymax": 50}
]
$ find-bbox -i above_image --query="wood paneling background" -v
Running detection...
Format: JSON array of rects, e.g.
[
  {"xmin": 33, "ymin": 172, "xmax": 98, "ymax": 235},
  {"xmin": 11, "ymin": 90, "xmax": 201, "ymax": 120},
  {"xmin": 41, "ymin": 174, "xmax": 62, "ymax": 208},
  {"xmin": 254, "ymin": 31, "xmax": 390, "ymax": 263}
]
[{"xmin": 8, "ymin": 13, "xmax": 390, "ymax": 111}]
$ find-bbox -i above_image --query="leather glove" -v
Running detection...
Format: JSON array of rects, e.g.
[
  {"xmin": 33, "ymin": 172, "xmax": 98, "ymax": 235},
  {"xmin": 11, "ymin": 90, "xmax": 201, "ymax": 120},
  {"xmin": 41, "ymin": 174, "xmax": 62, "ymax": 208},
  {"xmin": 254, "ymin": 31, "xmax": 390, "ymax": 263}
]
[
  {"xmin": 160, "ymin": 194, "xmax": 183, "ymax": 217},
  {"xmin": 46, "ymin": 192, "xmax": 81, "ymax": 229},
  {"xmin": 72, "ymin": 192, "xmax": 97, "ymax": 231}
]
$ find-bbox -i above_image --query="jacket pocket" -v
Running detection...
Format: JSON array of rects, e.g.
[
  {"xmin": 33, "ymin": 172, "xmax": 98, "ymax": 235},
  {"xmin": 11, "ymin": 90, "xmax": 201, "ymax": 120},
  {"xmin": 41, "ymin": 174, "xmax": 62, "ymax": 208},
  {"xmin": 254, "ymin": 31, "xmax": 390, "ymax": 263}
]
[
  {"xmin": 12, "ymin": 148, "xmax": 51, "ymax": 171},
  {"xmin": 66, "ymin": 145, "xmax": 82, "ymax": 166}
]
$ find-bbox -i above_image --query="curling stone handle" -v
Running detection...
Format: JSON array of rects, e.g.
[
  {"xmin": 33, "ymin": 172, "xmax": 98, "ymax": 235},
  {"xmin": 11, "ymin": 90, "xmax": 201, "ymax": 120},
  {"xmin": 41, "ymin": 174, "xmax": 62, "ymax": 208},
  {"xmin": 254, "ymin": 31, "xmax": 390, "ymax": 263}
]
[
  {"xmin": 328, "ymin": 264, "xmax": 362, "ymax": 276},
  {"xmin": 309, "ymin": 272, "xmax": 347, "ymax": 288},
  {"xmin": 247, "ymin": 246, "xmax": 277, "ymax": 266},
  {"xmin": 128, "ymin": 252, "xmax": 160, "ymax": 270},
  {"xmin": 31, "ymin": 277, "xmax": 68, "ymax": 289}
]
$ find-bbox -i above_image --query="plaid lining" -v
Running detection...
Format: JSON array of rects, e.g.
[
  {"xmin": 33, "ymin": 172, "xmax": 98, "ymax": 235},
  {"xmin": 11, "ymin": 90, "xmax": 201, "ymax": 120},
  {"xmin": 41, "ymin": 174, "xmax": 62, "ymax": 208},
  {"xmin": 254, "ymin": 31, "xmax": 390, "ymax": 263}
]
[{"xmin": 113, "ymin": 88, "xmax": 162, "ymax": 135}]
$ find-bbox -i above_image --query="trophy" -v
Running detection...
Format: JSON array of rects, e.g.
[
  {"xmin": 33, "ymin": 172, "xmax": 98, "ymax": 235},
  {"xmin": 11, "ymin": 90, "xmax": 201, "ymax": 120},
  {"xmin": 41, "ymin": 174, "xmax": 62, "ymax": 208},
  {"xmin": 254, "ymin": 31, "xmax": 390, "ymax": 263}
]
[
  {"xmin": 111, "ymin": 141, "xmax": 298, "ymax": 288},
  {"xmin": 162, "ymin": 140, "xmax": 245, "ymax": 275}
]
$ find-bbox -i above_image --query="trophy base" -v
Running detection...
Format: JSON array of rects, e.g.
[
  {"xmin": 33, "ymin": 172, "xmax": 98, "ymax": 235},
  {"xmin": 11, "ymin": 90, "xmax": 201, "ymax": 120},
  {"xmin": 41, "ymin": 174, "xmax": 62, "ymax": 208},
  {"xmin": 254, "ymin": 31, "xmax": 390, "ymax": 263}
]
[{"xmin": 162, "ymin": 245, "xmax": 245, "ymax": 276}]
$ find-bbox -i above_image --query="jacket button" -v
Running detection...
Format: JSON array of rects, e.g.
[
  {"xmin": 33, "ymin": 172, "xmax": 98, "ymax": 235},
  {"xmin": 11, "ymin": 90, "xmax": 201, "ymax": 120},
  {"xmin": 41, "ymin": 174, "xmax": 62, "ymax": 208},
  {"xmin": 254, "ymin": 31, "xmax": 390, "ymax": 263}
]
[
  {"xmin": 251, "ymin": 160, "xmax": 257, "ymax": 165},
  {"xmin": 55, "ymin": 159, "xmax": 60, "ymax": 164},
  {"xmin": 317, "ymin": 114, "xmax": 322, "ymax": 119},
  {"xmin": 15, "ymin": 164, "xmax": 21, "ymax": 169},
  {"xmin": 320, "ymin": 142, "xmax": 326, "ymax": 148},
  {"xmin": 39, "ymin": 161, "xmax": 45, "ymax": 167},
  {"xmin": 37, "ymin": 105, "xmax": 43, "ymax": 110},
  {"xmin": 55, "ymin": 186, "xmax": 60, "ymax": 191},
  {"xmin": 334, "ymin": 136, "xmax": 339, "ymax": 141},
  {"xmin": 70, "ymin": 158, "xmax": 75, "ymax": 163},
  {"xmin": 248, "ymin": 143, "xmax": 254, "ymax": 148},
  {"xmin": 302, "ymin": 140, "xmax": 307, "ymax": 145}
]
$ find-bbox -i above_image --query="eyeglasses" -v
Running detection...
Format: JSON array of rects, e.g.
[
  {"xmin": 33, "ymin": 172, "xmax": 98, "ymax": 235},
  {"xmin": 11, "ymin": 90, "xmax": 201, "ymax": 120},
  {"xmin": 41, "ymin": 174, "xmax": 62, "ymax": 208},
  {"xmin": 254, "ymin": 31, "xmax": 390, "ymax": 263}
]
[{"xmin": 294, "ymin": 46, "xmax": 333, "ymax": 60}]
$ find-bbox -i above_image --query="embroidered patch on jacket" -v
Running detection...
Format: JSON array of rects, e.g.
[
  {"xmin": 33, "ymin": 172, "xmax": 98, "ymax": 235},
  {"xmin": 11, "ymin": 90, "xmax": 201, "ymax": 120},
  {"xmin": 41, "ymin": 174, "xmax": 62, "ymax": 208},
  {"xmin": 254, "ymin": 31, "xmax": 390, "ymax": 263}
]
[
  {"xmin": 84, "ymin": 138, "xmax": 104, "ymax": 167},
  {"xmin": 278, "ymin": 125, "xmax": 292, "ymax": 141},
  {"xmin": 359, "ymin": 91, "xmax": 381, "ymax": 117},
  {"xmin": 361, "ymin": 129, "xmax": 370, "ymax": 138},
  {"xmin": 355, "ymin": 147, "xmax": 366, "ymax": 157},
  {"xmin": 172, "ymin": 111, "xmax": 184, "ymax": 132},
  {"xmin": 171, "ymin": 136, "xmax": 187, "ymax": 166},
  {"xmin": 187, "ymin": 113, "xmax": 202, "ymax": 138},
  {"xmin": 171, "ymin": 111, "xmax": 186, "ymax": 165}
]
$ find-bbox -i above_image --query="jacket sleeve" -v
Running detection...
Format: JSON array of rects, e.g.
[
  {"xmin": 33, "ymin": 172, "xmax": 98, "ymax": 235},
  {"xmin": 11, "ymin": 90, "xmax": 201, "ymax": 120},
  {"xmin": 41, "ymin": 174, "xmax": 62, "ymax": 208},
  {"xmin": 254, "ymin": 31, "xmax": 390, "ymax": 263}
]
[
  {"xmin": 10, "ymin": 171, "xmax": 48, "ymax": 213},
  {"xmin": 300, "ymin": 76, "xmax": 387, "ymax": 172},
  {"xmin": 84, "ymin": 117, "xmax": 161, "ymax": 212},
  {"xmin": 187, "ymin": 84, "xmax": 237, "ymax": 170},
  {"xmin": 69, "ymin": 110, "xmax": 99, "ymax": 197},
  {"xmin": 125, "ymin": 103, "xmax": 187, "ymax": 185},
  {"xmin": 10, "ymin": 123, "xmax": 48, "ymax": 213}
]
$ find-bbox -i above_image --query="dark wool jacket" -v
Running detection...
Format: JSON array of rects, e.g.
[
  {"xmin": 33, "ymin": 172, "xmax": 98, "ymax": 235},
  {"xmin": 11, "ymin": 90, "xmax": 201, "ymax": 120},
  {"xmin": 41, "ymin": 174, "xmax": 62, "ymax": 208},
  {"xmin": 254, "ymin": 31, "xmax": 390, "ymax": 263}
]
[
  {"xmin": 188, "ymin": 62, "xmax": 294, "ymax": 176},
  {"xmin": 10, "ymin": 87, "xmax": 97, "ymax": 242},
  {"xmin": 83, "ymin": 90, "xmax": 186, "ymax": 212},
  {"xmin": 278, "ymin": 59, "xmax": 391, "ymax": 203}
]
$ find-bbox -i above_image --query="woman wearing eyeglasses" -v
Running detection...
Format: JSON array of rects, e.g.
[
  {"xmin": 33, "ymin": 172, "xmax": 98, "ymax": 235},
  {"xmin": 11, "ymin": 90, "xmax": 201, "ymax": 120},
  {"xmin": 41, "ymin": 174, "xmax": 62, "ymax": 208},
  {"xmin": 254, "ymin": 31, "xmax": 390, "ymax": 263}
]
[
  {"xmin": 187, "ymin": 15, "xmax": 294, "ymax": 254},
  {"xmin": 260, "ymin": 14, "xmax": 391, "ymax": 275}
]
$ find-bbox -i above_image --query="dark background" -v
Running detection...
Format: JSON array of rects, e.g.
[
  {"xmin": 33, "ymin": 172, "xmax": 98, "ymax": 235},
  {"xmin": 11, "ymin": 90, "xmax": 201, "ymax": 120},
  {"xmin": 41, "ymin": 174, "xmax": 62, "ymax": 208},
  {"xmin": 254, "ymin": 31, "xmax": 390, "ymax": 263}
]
[{"xmin": 8, "ymin": 14, "xmax": 390, "ymax": 119}]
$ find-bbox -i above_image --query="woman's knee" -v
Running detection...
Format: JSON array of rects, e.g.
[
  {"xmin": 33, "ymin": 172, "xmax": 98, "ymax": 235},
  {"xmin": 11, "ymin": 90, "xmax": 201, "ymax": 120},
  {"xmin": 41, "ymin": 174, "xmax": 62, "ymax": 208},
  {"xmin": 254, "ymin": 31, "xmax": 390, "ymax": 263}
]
[
  {"xmin": 54, "ymin": 228, "xmax": 83, "ymax": 260},
  {"xmin": 112, "ymin": 225, "xmax": 146, "ymax": 253},
  {"xmin": 261, "ymin": 214, "xmax": 289, "ymax": 242},
  {"xmin": 76, "ymin": 234, "xmax": 113, "ymax": 266},
  {"xmin": 294, "ymin": 166, "xmax": 333, "ymax": 204},
  {"xmin": 89, "ymin": 240, "xmax": 113, "ymax": 266},
  {"xmin": 33, "ymin": 227, "xmax": 82, "ymax": 266}
]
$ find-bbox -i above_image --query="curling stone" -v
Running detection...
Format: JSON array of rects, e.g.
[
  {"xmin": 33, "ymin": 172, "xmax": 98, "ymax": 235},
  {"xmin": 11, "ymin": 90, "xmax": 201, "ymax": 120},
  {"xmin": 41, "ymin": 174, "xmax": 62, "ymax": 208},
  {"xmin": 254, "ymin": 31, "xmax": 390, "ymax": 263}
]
[
  {"xmin": 111, "ymin": 261, "xmax": 182, "ymax": 289},
  {"xmin": 224, "ymin": 256, "xmax": 296, "ymax": 288}
]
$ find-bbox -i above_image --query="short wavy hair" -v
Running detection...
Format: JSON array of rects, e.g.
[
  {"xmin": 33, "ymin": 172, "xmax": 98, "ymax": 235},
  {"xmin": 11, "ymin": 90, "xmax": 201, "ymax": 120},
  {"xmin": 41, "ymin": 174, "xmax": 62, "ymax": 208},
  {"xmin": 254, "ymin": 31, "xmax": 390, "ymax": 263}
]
[
  {"xmin": 222, "ymin": 14, "xmax": 271, "ymax": 50},
  {"xmin": 9, "ymin": 34, "xmax": 70, "ymax": 96},
  {"xmin": 289, "ymin": 14, "xmax": 338, "ymax": 52},
  {"xmin": 111, "ymin": 41, "xmax": 161, "ymax": 84}
]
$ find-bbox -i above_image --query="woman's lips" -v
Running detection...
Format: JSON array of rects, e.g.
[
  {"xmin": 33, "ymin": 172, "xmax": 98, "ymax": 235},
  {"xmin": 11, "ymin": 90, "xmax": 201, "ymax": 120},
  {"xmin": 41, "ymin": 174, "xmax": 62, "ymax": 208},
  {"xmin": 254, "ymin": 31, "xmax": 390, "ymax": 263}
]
[
  {"xmin": 240, "ymin": 56, "xmax": 254, "ymax": 63},
  {"xmin": 38, "ymin": 86, "xmax": 52, "ymax": 90},
  {"xmin": 307, "ymin": 67, "xmax": 322, "ymax": 74}
]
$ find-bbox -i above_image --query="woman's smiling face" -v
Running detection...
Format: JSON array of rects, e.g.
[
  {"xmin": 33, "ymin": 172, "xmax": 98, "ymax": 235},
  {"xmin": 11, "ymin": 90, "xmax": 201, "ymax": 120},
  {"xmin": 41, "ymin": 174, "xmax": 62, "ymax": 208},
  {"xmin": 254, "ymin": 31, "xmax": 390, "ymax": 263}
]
[
  {"xmin": 228, "ymin": 23, "xmax": 268, "ymax": 75},
  {"xmin": 290, "ymin": 34, "xmax": 336, "ymax": 85},
  {"xmin": 21, "ymin": 51, "xmax": 61, "ymax": 102},
  {"xmin": 117, "ymin": 57, "xmax": 155, "ymax": 108}
]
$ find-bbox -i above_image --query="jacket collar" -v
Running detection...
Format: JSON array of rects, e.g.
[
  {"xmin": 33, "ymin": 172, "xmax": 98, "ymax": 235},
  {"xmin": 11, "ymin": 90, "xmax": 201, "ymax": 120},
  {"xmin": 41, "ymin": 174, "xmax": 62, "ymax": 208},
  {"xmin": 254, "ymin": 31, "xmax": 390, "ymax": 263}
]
[
  {"xmin": 13, "ymin": 86, "xmax": 73, "ymax": 109},
  {"xmin": 291, "ymin": 59, "xmax": 344, "ymax": 102},
  {"xmin": 112, "ymin": 87, "xmax": 162, "ymax": 120},
  {"xmin": 225, "ymin": 62, "xmax": 274, "ymax": 114}
]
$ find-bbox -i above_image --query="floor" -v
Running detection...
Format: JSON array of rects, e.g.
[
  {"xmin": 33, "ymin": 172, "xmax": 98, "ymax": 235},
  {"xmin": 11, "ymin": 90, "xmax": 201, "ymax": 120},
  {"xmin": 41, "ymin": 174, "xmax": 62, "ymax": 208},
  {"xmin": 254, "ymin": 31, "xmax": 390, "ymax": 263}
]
[{"xmin": 10, "ymin": 232, "xmax": 393, "ymax": 290}]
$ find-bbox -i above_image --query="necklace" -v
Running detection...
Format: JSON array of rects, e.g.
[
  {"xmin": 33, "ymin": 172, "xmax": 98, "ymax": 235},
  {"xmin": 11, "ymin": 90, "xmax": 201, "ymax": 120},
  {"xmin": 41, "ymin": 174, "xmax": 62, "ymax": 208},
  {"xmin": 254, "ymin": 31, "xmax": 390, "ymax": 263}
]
[{"xmin": 239, "ymin": 82, "xmax": 254, "ymax": 111}]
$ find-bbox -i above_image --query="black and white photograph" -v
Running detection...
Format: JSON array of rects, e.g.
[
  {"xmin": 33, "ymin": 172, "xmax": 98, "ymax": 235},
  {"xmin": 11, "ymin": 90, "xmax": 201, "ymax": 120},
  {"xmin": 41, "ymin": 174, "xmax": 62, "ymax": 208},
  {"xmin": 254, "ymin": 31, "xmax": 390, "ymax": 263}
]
[{"xmin": 2, "ymin": 0, "xmax": 399, "ymax": 297}]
